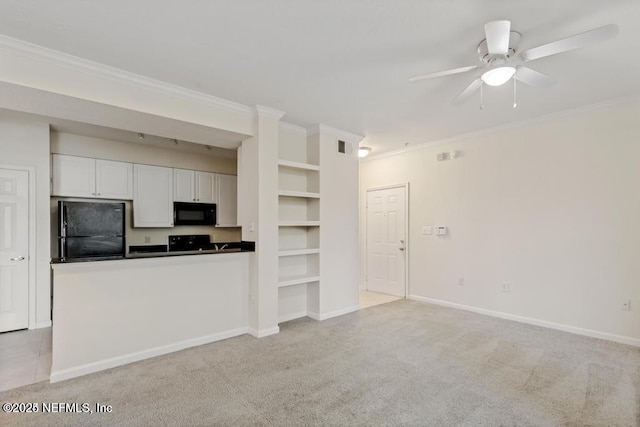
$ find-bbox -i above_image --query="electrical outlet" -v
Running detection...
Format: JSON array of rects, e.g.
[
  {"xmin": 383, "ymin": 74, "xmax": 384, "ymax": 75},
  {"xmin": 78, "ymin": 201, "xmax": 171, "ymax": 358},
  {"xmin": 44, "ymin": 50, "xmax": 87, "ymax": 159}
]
[
  {"xmin": 144, "ymin": 236, "xmax": 151, "ymax": 244},
  {"xmin": 458, "ymin": 278, "xmax": 464, "ymax": 286},
  {"xmin": 501, "ymin": 281, "xmax": 510, "ymax": 292},
  {"xmin": 622, "ymin": 299, "xmax": 631, "ymax": 310}
]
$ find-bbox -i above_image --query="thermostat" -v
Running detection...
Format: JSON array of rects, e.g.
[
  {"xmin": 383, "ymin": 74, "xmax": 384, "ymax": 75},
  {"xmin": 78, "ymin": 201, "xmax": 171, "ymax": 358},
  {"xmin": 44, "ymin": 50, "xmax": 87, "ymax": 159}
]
[{"xmin": 436, "ymin": 226, "xmax": 448, "ymax": 236}]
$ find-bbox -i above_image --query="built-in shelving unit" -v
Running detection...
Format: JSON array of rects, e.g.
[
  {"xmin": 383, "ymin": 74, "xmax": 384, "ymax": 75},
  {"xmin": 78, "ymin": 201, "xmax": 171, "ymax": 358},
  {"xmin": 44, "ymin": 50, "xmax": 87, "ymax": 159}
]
[
  {"xmin": 278, "ymin": 248, "xmax": 320, "ymax": 257},
  {"xmin": 277, "ymin": 130, "xmax": 320, "ymax": 303}
]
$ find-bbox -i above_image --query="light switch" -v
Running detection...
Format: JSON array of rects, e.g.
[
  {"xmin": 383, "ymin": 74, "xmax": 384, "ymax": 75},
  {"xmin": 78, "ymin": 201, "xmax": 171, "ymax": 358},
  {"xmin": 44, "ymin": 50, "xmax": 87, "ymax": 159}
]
[
  {"xmin": 436, "ymin": 226, "xmax": 448, "ymax": 236},
  {"xmin": 422, "ymin": 226, "xmax": 433, "ymax": 235}
]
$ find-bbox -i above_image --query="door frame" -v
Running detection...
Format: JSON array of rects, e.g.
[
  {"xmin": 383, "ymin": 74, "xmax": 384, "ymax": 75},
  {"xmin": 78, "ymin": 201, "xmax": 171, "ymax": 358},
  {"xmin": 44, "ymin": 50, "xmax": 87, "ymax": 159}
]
[
  {"xmin": 0, "ymin": 164, "xmax": 37, "ymax": 329},
  {"xmin": 364, "ymin": 182, "xmax": 410, "ymax": 298}
]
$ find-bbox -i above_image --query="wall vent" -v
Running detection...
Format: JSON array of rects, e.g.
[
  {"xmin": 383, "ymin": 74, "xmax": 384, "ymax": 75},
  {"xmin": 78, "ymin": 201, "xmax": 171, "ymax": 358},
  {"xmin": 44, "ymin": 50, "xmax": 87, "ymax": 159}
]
[{"xmin": 337, "ymin": 139, "xmax": 354, "ymax": 156}]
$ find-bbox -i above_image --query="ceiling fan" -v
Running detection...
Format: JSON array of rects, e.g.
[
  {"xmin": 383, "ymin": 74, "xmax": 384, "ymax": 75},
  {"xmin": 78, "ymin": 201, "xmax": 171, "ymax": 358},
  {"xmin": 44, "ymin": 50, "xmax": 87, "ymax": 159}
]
[{"xmin": 409, "ymin": 20, "xmax": 619, "ymax": 105}]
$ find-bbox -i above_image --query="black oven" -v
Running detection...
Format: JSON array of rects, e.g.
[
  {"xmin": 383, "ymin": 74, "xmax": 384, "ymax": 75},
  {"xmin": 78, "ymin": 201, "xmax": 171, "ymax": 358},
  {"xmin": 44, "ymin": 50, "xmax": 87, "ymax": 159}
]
[{"xmin": 173, "ymin": 202, "xmax": 216, "ymax": 226}]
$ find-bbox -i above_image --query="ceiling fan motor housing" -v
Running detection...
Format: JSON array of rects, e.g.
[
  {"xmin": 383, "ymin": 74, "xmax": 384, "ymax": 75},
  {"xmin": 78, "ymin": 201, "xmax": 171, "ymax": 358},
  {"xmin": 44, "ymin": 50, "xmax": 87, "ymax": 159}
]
[{"xmin": 477, "ymin": 31, "xmax": 521, "ymax": 64}]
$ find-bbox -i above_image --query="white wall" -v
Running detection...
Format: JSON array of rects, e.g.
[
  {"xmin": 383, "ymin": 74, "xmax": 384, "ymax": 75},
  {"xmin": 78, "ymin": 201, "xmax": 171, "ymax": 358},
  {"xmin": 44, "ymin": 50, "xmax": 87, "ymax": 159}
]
[
  {"xmin": 318, "ymin": 132, "xmax": 360, "ymax": 317},
  {"xmin": 51, "ymin": 132, "xmax": 237, "ymax": 174},
  {"xmin": 51, "ymin": 253, "xmax": 250, "ymax": 381},
  {"xmin": 360, "ymin": 100, "xmax": 640, "ymax": 345},
  {"xmin": 0, "ymin": 117, "xmax": 51, "ymax": 328}
]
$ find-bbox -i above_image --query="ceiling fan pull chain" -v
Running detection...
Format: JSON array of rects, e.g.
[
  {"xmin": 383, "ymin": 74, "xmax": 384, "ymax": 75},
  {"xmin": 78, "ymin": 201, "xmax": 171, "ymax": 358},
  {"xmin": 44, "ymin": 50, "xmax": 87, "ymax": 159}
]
[
  {"xmin": 480, "ymin": 80, "xmax": 484, "ymax": 110},
  {"xmin": 513, "ymin": 74, "xmax": 518, "ymax": 108}
]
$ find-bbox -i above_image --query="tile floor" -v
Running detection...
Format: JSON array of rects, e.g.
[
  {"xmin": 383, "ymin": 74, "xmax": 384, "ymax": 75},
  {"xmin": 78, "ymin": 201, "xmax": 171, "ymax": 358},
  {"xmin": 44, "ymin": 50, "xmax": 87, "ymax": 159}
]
[
  {"xmin": 0, "ymin": 292, "xmax": 399, "ymax": 393},
  {"xmin": 359, "ymin": 289, "xmax": 403, "ymax": 309},
  {"xmin": 0, "ymin": 327, "xmax": 51, "ymax": 392}
]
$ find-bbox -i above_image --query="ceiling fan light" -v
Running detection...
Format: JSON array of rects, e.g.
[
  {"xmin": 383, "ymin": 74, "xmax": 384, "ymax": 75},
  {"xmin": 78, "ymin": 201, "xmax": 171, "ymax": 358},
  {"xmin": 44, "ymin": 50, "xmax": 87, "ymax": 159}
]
[
  {"xmin": 358, "ymin": 147, "xmax": 372, "ymax": 158},
  {"xmin": 481, "ymin": 66, "xmax": 516, "ymax": 86}
]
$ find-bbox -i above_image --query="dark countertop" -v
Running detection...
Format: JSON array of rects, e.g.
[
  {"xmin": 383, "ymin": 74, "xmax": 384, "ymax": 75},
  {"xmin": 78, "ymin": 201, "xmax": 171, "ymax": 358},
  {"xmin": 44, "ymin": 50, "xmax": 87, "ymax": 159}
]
[{"xmin": 51, "ymin": 241, "xmax": 255, "ymax": 264}]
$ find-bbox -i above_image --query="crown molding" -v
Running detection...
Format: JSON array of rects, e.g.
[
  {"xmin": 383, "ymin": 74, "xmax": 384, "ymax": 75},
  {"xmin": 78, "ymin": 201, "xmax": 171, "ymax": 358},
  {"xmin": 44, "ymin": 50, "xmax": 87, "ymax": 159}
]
[
  {"xmin": 278, "ymin": 121, "xmax": 307, "ymax": 136},
  {"xmin": 0, "ymin": 34, "xmax": 253, "ymax": 116},
  {"xmin": 252, "ymin": 105, "xmax": 285, "ymax": 120},
  {"xmin": 307, "ymin": 124, "xmax": 364, "ymax": 144},
  {"xmin": 364, "ymin": 92, "xmax": 640, "ymax": 162}
]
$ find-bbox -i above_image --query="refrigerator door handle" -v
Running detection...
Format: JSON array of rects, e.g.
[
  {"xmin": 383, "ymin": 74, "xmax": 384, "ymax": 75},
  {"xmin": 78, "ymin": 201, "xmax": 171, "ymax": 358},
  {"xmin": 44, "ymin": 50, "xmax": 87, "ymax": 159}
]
[{"xmin": 60, "ymin": 205, "xmax": 67, "ymax": 238}]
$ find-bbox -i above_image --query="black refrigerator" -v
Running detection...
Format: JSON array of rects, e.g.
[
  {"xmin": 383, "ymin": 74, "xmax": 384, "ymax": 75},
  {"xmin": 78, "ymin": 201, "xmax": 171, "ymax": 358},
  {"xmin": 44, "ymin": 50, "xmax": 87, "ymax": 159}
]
[{"xmin": 58, "ymin": 201, "xmax": 126, "ymax": 260}]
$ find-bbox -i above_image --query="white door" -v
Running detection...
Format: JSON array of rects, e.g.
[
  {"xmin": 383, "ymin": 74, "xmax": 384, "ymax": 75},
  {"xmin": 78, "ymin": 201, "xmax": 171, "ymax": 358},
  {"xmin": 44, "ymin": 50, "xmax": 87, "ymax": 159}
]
[
  {"xmin": 366, "ymin": 186, "xmax": 406, "ymax": 297},
  {"xmin": 0, "ymin": 169, "xmax": 29, "ymax": 332}
]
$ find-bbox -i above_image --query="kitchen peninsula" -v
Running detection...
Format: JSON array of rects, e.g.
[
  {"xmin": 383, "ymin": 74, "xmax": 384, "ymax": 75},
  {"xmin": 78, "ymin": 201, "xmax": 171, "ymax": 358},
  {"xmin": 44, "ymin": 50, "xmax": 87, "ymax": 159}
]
[{"xmin": 50, "ymin": 250, "xmax": 253, "ymax": 382}]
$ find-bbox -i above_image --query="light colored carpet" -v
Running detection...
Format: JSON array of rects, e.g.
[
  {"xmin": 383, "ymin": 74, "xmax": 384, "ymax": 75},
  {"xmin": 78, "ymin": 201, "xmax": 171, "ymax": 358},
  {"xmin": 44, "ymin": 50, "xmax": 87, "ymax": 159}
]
[{"xmin": 1, "ymin": 300, "xmax": 639, "ymax": 426}]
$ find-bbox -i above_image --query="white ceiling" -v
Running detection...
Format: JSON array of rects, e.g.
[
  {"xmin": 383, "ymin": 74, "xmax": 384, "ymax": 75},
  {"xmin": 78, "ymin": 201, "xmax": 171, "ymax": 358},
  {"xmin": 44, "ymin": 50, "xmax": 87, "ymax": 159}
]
[{"xmin": 0, "ymin": 0, "xmax": 639, "ymax": 155}]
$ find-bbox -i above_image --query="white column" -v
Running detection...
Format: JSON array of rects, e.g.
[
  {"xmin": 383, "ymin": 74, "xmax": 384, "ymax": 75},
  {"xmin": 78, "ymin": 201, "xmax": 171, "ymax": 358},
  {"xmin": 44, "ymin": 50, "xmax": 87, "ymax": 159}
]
[
  {"xmin": 314, "ymin": 125, "xmax": 363, "ymax": 319},
  {"xmin": 238, "ymin": 105, "xmax": 284, "ymax": 337}
]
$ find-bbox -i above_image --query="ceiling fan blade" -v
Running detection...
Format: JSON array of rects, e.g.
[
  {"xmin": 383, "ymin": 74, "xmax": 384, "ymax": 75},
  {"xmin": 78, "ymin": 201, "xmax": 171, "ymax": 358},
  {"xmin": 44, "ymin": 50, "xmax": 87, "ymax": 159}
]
[
  {"xmin": 452, "ymin": 78, "xmax": 482, "ymax": 105},
  {"xmin": 409, "ymin": 65, "xmax": 478, "ymax": 82},
  {"xmin": 485, "ymin": 20, "xmax": 511, "ymax": 55},
  {"xmin": 515, "ymin": 67, "xmax": 555, "ymax": 87},
  {"xmin": 520, "ymin": 24, "xmax": 619, "ymax": 62}
]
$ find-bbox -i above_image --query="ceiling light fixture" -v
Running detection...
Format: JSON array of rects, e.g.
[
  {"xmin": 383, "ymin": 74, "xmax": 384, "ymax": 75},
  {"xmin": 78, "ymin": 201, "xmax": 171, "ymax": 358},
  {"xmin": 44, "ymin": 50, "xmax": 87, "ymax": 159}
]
[
  {"xmin": 481, "ymin": 66, "xmax": 516, "ymax": 87},
  {"xmin": 358, "ymin": 147, "xmax": 372, "ymax": 158}
]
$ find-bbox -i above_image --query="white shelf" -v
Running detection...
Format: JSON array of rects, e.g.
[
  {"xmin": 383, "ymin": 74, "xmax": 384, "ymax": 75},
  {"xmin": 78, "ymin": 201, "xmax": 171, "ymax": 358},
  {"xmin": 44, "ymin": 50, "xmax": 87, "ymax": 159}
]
[
  {"xmin": 279, "ymin": 190, "xmax": 320, "ymax": 199},
  {"xmin": 278, "ymin": 248, "xmax": 320, "ymax": 257},
  {"xmin": 278, "ymin": 274, "xmax": 321, "ymax": 288},
  {"xmin": 278, "ymin": 160, "xmax": 320, "ymax": 171},
  {"xmin": 279, "ymin": 221, "xmax": 320, "ymax": 227}
]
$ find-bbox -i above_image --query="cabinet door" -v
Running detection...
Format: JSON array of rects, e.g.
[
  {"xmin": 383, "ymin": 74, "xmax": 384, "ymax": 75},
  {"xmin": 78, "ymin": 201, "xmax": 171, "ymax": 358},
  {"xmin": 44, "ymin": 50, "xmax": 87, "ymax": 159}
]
[
  {"xmin": 174, "ymin": 169, "xmax": 195, "ymax": 202},
  {"xmin": 133, "ymin": 164, "xmax": 174, "ymax": 227},
  {"xmin": 96, "ymin": 159, "xmax": 133, "ymax": 200},
  {"xmin": 216, "ymin": 174, "xmax": 238, "ymax": 227},
  {"xmin": 196, "ymin": 171, "xmax": 216, "ymax": 204},
  {"xmin": 51, "ymin": 154, "xmax": 96, "ymax": 197}
]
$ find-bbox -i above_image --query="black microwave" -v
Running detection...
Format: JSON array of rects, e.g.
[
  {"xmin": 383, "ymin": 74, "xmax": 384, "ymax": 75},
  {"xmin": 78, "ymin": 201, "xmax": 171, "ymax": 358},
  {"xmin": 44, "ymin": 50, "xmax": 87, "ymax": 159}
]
[{"xmin": 173, "ymin": 202, "xmax": 216, "ymax": 226}]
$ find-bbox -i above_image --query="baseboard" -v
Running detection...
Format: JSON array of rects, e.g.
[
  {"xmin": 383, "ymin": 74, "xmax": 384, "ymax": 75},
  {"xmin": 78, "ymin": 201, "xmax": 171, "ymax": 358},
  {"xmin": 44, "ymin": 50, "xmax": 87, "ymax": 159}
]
[
  {"xmin": 50, "ymin": 327, "xmax": 249, "ymax": 383},
  {"xmin": 248, "ymin": 326, "xmax": 280, "ymax": 338},
  {"xmin": 315, "ymin": 305, "xmax": 360, "ymax": 321},
  {"xmin": 278, "ymin": 311, "xmax": 308, "ymax": 323},
  {"xmin": 409, "ymin": 295, "xmax": 640, "ymax": 348},
  {"xmin": 34, "ymin": 320, "xmax": 52, "ymax": 329},
  {"xmin": 307, "ymin": 311, "xmax": 320, "ymax": 321}
]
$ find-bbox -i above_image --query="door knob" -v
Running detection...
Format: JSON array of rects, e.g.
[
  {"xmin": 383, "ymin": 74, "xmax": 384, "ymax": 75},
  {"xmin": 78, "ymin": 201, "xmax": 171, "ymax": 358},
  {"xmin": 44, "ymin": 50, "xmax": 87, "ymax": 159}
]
[{"xmin": 10, "ymin": 256, "xmax": 25, "ymax": 261}]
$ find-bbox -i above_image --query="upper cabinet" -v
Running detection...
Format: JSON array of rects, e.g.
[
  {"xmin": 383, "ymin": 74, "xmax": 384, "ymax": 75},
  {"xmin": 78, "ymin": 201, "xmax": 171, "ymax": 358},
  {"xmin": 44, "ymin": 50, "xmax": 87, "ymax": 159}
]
[
  {"xmin": 174, "ymin": 169, "xmax": 216, "ymax": 204},
  {"xmin": 133, "ymin": 164, "xmax": 174, "ymax": 227},
  {"xmin": 52, "ymin": 154, "xmax": 133, "ymax": 200},
  {"xmin": 216, "ymin": 174, "xmax": 238, "ymax": 227}
]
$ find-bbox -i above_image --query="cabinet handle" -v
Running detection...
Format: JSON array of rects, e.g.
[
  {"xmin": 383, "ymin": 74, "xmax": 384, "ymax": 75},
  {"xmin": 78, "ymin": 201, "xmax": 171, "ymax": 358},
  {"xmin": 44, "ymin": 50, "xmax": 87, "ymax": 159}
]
[
  {"xmin": 10, "ymin": 256, "xmax": 25, "ymax": 261},
  {"xmin": 193, "ymin": 198, "xmax": 196, "ymax": 201},
  {"xmin": 97, "ymin": 193, "xmax": 101, "ymax": 196}
]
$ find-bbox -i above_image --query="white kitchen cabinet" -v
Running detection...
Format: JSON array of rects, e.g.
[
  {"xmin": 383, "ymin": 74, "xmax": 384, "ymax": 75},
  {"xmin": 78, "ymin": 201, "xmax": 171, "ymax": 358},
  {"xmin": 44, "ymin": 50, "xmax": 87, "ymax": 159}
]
[
  {"xmin": 95, "ymin": 159, "xmax": 134, "ymax": 199},
  {"xmin": 216, "ymin": 173, "xmax": 238, "ymax": 227},
  {"xmin": 196, "ymin": 172, "xmax": 216, "ymax": 204},
  {"xmin": 133, "ymin": 164, "xmax": 174, "ymax": 227},
  {"xmin": 52, "ymin": 154, "xmax": 133, "ymax": 200},
  {"xmin": 173, "ymin": 169, "xmax": 216, "ymax": 203},
  {"xmin": 174, "ymin": 169, "xmax": 195, "ymax": 202}
]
